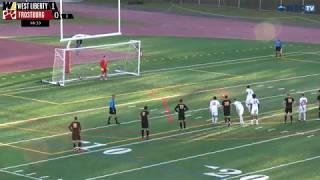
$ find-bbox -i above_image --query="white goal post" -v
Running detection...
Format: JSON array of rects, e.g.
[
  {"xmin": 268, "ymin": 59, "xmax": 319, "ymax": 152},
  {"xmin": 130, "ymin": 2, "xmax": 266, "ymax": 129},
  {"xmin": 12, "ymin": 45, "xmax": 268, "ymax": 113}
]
[{"xmin": 43, "ymin": 40, "xmax": 141, "ymax": 86}]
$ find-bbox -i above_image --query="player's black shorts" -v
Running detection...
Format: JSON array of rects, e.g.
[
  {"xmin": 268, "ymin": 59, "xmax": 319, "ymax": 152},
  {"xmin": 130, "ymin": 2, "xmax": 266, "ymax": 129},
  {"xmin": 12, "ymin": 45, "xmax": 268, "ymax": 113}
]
[
  {"xmin": 72, "ymin": 132, "xmax": 81, "ymax": 141},
  {"xmin": 109, "ymin": 108, "xmax": 117, "ymax": 115},
  {"xmin": 141, "ymin": 120, "xmax": 149, "ymax": 129},
  {"xmin": 276, "ymin": 47, "xmax": 281, "ymax": 51},
  {"xmin": 178, "ymin": 114, "xmax": 185, "ymax": 121},
  {"xmin": 285, "ymin": 107, "xmax": 293, "ymax": 113},
  {"xmin": 224, "ymin": 109, "xmax": 231, "ymax": 116}
]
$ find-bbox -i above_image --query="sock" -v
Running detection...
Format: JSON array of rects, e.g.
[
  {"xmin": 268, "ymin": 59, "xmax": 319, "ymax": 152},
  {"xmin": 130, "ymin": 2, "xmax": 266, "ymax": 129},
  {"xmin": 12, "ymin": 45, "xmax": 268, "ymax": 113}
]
[
  {"xmin": 251, "ymin": 120, "xmax": 254, "ymax": 125},
  {"xmin": 73, "ymin": 143, "xmax": 76, "ymax": 148},
  {"xmin": 183, "ymin": 121, "xmax": 186, "ymax": 129},
  {"xmin": 146, "ymin": 130, "xmax": 149, "ymax": 138},
  {"xmin": 224, "ymin": 118, "xmax": 227, "ymax": 123},
  {"xmin": 256, "ymin": 119, "xmax": 259, "ymax": 125},
  {"xmin": 115, "ymin": 117, "xmax": 119, "ymax": 124},
  {"xmin": 212, "ymin": 117, "xmax": 215, "ymax": 124},
  {"xmin": 179, "ymin": 122, "xmax": 183, "ymax": 129},
  {"xmin": 78, "ymin": 142, "xmax": 82, "ymax": 147},
  {"xmin": 290, "ymin": 115, "xmax": 293, "ymax": 123},
  {"xmin": 240, "ymin": 116, "xmax": 244, "ymax": 125},
  {"xmin": 107, "ymin": 117, "xmax": 111, "ymax": 124},
  {"xmin": 214, "ymin": 117, "xmax": 218, "ymax": 124},
  {"xmin": 303, "ymin": 112, "xmax": 306, "ymax": 121},
  {"xmin": 141, "ymin": 130, "xmax": 144, "ymax": 138},
  {"xmin": 228, "ymin": 118, "xmax": 231, "ymax": 123},
  {"xmin": 284, "ymin": 115, "xmax": 287, "ymax": 123}
]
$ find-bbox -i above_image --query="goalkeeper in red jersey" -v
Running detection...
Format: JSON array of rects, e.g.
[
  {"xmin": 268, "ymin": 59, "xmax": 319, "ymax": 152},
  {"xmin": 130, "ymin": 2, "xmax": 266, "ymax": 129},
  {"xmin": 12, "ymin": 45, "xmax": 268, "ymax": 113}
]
[{"xmin": 100, "ymin": 56, "xmax": 108, "ymax": 80}]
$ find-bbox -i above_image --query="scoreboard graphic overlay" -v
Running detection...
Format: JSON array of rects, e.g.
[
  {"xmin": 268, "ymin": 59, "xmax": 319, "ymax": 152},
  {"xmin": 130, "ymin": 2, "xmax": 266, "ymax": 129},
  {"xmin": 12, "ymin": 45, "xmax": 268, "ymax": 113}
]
[{"xmin": 2, "ymin": 1, "xmax": 73, "ymax": 27}]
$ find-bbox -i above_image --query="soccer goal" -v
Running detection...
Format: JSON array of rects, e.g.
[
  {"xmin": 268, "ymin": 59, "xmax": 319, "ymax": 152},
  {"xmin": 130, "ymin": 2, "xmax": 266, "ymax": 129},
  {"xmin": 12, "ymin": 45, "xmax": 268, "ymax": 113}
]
[{"xmin": 44, "ymin": 40, "xmax": 141, "ymax": 86}]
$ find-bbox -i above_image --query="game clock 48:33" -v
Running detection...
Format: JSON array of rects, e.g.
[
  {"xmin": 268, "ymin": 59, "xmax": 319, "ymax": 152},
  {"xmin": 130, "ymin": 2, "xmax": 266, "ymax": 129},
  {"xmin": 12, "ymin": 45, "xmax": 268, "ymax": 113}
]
[{"xmin": 21, "ymin": 20, "xmax": 49, "ymax": 27}]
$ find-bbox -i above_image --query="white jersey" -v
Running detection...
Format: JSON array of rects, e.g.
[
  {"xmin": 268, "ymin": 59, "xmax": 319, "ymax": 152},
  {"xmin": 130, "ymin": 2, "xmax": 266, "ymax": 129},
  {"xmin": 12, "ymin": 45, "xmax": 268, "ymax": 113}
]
[
  {"xmin": 209, "ymin": 100, "xmax": 221, "ymax": 112},
  {"xmin": 299, "ymin": 96, "xmax": 308, "ymax": 112},
  {"xmin": 246, "ymin": 88, "xmax": 254, "ymax": 102},
  {"xmin": 233, "ymin": 101, "xmax": 244, "ymax": 113},
  {"xmin": 250, "ymin": 98, "xmax": 260, "ymax": 109}
]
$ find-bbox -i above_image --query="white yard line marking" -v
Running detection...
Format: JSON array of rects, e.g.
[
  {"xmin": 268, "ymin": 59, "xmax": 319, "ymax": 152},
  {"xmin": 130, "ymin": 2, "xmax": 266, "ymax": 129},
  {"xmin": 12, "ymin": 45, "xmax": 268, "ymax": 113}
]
[
  {"xmin": 255, "ymin": 127, "xmax": 263, "ymax": 130},
  {"xmin": 26, "ymin": 172, "xmax": 37, "ymax": 176},
  {"xmin": 307, "ymin": 135, "xmax": 314, "ymax": 138},
  {"xmin": 85, "ymin": 127, "xmax": 320, "ymax": 180},
  {"xmin": 280, "ymin": 131, "xmax": 289, "ymax": 133},
  {"xmin": 1, "ymin": 126, "xmax": 218, "ymax": 170},
  {"xmin": 14, "ymin": 170, "xmax": 24, "ymax": 173},
  {"xmin": 226, "ymin": 155, "xmax": 320, "ymax": 180},
  {"xmin": 290, "ymin": 89, "xmax": 295, "ymax": 92},
  {"xmin": 257, "ymin": 84, "xmax": 264, "ymax": 87},
  {"xmin": 128, "ymin": 105, "xmax": 136, "ymax": 108},
  {"xmin": 268, "ymin": 128, "xmax": 276, "ymax": 132},
  {"xmin": 278, "ymin": 88, "xmax": 285, "ymax": 90},
  {"xmin": 195, "ymin": 116, "xmax": 202, "ymax": 119},
  {"xmin": 39, "ymin": 176, "xmax": 49, "ymax": 179},
  {"xmin": 0, "ymin": 169, "xmax": 41, "ymax": 180},
  {"xmin": 267, "ymin": 86, "xmax": 273, "ymax": 89}
]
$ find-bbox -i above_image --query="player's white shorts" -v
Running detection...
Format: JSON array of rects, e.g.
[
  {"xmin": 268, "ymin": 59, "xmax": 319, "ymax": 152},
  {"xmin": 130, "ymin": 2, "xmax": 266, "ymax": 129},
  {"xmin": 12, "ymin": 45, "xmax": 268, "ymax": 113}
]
[
  {"xmin": 237, "ymin": 109, "xmax": 244, "ymax": 116},
  {"xmin": 251, "ymin": 108, "xmax": 259, "ymax": 116},
  {"xmin": 299, "ymin": 106, "xmax": 307, "ymax": 113},
  {"xmin": 246, "ymin": 98, "xmax": 252, "ymax": 106},
  {"xmin": 211, "ymin": 110, "xmax": 218, "ymax": 117}
]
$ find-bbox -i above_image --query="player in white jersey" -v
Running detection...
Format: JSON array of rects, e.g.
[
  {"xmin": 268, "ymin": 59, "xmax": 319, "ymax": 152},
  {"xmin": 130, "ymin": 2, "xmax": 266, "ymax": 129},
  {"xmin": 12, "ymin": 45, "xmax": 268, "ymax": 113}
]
[
  {"xmin": 245, "ymin": 85, "xmax": 254, "ymax": 113},
  {"xmin": 209, "ymin": 96, "xmax": 221, "ymax": 125},
  {"xmin": 298, "ymin": 93, "xmax": 308, "ymax": 121},
  {"xmin": 232, "ymin": 99, "xmax": 244, "ymax": 126},
  {"xmin": 250, "ymin": 94, "xmax": 260, "ymax": 125}
]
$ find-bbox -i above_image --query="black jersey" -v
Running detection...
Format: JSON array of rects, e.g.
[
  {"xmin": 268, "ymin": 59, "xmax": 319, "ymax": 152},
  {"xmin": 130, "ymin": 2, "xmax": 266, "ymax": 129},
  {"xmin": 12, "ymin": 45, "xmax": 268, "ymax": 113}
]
[
  {"xmin": 140, "ymin": 110, "xmax": 149, "ymax": 122},
  {"xmin": 284, "ymin": 97, "xmax": 294, "ymax": 108},
  {"xmin": 175, "ymin": 103, "xmax": 189, "ymax": 115},
  {"xmin": 222, "ymin": 99, "xmax": 231, "ymax": 110}
]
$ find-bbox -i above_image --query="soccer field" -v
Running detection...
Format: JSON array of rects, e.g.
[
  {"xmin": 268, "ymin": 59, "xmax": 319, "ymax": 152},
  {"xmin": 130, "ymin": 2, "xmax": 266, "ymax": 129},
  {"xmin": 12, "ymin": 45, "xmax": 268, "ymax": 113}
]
[{"xmin": 0, "ymin": 35, "xmax": 320, "ymax": 180}]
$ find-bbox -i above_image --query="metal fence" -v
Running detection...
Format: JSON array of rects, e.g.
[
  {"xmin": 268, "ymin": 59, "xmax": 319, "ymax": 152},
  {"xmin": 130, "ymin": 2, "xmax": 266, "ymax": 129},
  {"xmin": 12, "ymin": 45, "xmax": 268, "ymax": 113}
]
[{"xmin": 160, "ymin": 0, "xmax": 319, "ymax": 13}]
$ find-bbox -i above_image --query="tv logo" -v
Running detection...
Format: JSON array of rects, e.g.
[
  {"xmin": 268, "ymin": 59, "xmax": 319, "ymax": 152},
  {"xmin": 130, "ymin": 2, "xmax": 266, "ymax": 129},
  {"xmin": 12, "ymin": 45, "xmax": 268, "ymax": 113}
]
[
  {"xmin": 277, "ymin": 4, "xmax": 316, "ymax": 13},
  {"xmin": 305, "ymin": 5, "xmax": 315, "ymax": 13}
]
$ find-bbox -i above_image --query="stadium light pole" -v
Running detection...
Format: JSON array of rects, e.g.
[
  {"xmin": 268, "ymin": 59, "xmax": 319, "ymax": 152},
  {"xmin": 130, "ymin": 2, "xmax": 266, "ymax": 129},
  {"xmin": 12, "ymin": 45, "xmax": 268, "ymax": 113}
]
[{"xmin": 259, "ymin": 0, "xmax": 262, "ymax": 10}]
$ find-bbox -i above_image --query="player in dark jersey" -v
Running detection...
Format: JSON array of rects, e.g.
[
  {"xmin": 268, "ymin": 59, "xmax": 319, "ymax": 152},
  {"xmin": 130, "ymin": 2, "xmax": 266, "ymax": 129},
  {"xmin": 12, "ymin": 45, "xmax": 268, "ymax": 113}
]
[
  {"xmin": 174, "ymin": 99, "xmax": 189, "ymax": 130},
  {"xmin": 283, "ymin": 93, "xmax": 295, "ymax": 123},
  {"xmin": 222, "ymin": 95, "xmax": 232, "ymax": 126},
  {"xmin": 140, "ymin": 106, "xmax": 150, "ymax": 140},
  {"xmin": 68, "ymin": 116, "xmax": 82, "ymax": 151},
  {"xmin": 317, "ymin": 90, "xmax": 320, "ymax": 119}
]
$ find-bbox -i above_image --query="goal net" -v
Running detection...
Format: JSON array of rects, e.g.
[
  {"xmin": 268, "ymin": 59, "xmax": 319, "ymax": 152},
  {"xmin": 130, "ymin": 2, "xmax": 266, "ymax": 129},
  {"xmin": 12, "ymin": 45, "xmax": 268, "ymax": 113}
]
[{"xmin": 46, "ymin": 40, "xmax": 141, "ymax": 86}]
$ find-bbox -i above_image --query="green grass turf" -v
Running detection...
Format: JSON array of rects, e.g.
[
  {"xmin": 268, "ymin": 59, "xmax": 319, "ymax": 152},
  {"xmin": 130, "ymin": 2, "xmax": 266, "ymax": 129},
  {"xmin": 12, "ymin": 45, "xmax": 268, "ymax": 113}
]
[{"xmin": 0, "ymin": 36, "xmax": 320, "ymax": 179}]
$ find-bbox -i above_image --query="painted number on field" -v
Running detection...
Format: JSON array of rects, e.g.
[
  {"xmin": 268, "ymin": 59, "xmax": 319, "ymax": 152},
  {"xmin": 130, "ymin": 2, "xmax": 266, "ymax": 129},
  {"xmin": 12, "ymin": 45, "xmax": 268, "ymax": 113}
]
[
  {"xmin": 204, "ymin": 165, "xmax": 269, "ymax": 179},
  {"xmin": 103, "ymin": 148, "xmax": 132, "ymax": 155},
  {"xmin": 80, "ymin": 141, "xmax": 106, "ymax": 151}
]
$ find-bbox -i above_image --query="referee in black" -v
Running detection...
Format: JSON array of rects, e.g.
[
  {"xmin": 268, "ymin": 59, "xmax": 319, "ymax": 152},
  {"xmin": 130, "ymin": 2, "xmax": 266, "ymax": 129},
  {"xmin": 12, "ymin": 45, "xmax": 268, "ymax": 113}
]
[{"xmin": 140, "ymin": 106, "xmax": 150, "ymax": 140}]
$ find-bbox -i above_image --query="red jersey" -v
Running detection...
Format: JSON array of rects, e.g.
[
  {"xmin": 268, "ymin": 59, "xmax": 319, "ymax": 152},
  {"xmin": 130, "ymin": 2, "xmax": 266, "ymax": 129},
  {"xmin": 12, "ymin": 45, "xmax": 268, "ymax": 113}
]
[{"xmin": 100, "ymin": 59, "xmax": 108, "ymax": 69}]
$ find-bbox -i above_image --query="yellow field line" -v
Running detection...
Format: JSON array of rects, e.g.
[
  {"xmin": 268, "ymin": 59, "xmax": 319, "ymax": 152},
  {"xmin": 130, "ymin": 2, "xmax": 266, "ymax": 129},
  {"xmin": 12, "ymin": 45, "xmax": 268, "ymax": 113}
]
[
  {"xmin": 2, "ymin": 125, "xmax": 57, "ymax": 134},
  {"xmin": 60, "ymin": 83, "xmax": 192, "ymax": 105},
  {"xmin": 1, "ymin": 94, "xmax": 59, "ymax": 105},
  {"xmin": 50, "ymin": 122, "xmax": 211, "ymax": 155},
  {"xmin": 283, "ymin": 57, "xmax": 320, "ymax": 64},
  {"xmin": 0, "ymin": 142, "xmax": 52, "ymax": 155},
  {"xmin": 188, "ymin": 69, "xmax": 243, "ymax": 78},
  {"xmin": 0, "ymin": 94, "xmax": 181, "ymax": 128}
]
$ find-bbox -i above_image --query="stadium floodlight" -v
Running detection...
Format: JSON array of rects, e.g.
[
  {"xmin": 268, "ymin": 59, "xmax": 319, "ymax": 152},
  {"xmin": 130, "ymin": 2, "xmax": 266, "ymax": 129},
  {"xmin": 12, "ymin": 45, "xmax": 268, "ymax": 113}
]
[
  {"xmin": 42, "ymin": 40, "xmax": 141, "ymax": 86},
  {"xmin": 59, "ymin": 0, "xmax": 121, "ymax": 42}
]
